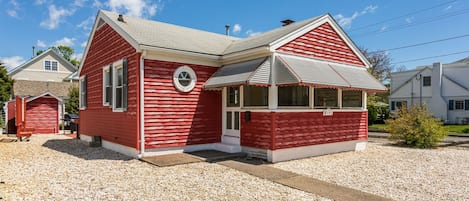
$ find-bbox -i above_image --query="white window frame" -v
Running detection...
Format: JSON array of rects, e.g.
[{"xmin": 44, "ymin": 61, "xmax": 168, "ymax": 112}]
[
  {"xmin": 112, "ymin": 59, "xmax": 125, "ymax": 112},
  {"xmin": 79, "ymin": 76, "xmax": 87, "ymax": 110},
  {"xmin": 102, "ymin": 66, "xmax": 111, "ymax": 106},
  {"xmin": 44, "ymin": 60, "xmax": 59, "ymax": 72},
  {"xmin": 173, "ymin": 66, "xmax": 197, "ymax": 92}
]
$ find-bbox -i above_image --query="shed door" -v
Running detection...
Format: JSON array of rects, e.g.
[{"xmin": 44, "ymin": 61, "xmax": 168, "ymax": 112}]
[{"xmin": 223, "ymin": 87, "xmax": 240, "ymax": 145}]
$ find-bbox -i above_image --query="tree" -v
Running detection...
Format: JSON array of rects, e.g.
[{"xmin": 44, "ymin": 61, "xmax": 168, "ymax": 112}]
[
  {"xmin": 360, "ymin": 48, "xmax": 393, "ymax": 82},
  {"xmin": 65, "ymin": 86, "xmax": 79, "ymax": 114},
  {"xmin": 36, "ymin": 45, "xmax": 80, "ymax": 67},
  {"xmin": 0, "ymin": 62, "xmax": 14, "ymax": 107}
]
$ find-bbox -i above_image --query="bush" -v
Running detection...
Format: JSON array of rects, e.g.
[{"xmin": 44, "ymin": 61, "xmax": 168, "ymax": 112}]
[{"xmin": 385, "ymin": 105, "xmax": 447, "ymax": 148}]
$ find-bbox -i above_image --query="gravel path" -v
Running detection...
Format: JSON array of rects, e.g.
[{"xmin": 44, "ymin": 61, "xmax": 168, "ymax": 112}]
[
  {"xmin": 272, "ymin": 140, "xmax": 469, "ymax": 201},
  {"xmin": 0, "ymin": 135, "xmax": 327, "ymax": 201}
]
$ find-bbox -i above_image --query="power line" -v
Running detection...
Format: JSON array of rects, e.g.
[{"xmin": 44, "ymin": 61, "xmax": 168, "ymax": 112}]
[
  {"xmin": 354, "ymin": 7, "xmax": 469, "ymax": 37},
  {"xmin": 370, "ymin": 33, "xmax": 469, "ymax": 53},
  {"xmin": 350, "ymin": 0, "xmax": 456, "ymax": 32},
  {"xmin": 391, "ymin": 50, "xmax": 469, "ymax": 65}
]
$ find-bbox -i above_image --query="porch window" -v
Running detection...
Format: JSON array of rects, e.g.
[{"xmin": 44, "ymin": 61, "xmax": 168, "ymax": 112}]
[
  {"xmin": 243, "ymin": 86, "xmax": 268, "ymax": 107},
  {"xmin": 342, "ymin": 90, "xmax": 362, "ymax": 108},
  {"xmin": 102, "ymin": 65, "xmax": 112, "ymax": 106},
  {"xmin": 227, "ymin": 87, "xmax": 240, "ymax": 107},
  {"xmin": 278, "ymin": 86, "xmax": 309, "ymax": 107},
  {"xmin": 314, "ymin": 88, "xmax": 338, "ymax": 108}
]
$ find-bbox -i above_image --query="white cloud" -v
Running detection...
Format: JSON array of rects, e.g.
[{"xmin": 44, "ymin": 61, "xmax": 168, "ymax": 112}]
[
  {"xmin": 80, "ymin": 41, "xmax": 87, "ymax": 48},
  {"xmin": 73, "ymin": 0, "xmax": 87, "ymax": 7},
  {"xmin": 232, "ymin": 24, "xmax": 242, "ymax": 34},
  {"xmin": 92, "ymin": 0, "xmax": 103, "ymax": 8},
  {"xmin": 7, "ymin": 10, "xmax": 17, "ymax": 17},
  {"xmin": 108, "ymin": 0, "xmax": 160, "ymax": 17},
  {"xmin": 0, "ymin": 56, "xmax": 26, "ymax": 70},
  {"xmin": 35, "ymin": 0, "xmax": 48, "ymax": 5},
  {"xmin": 380, "ymin": 25, "xmax": 388, "ymax": 32},
  {"xmin": 246, "ymin": 29, "xmax": 261, "ymax": 37},
  {"xmin": 77, "ymin": 16, "xmax": 94, "ymax": 31},
  {"xmin": 53, "ymin": 37, "xmax": 76, "ymax": 47},
  {"xmin": 444, "ymin": 5, "xmax": 452, "ymax": 11},
  {"xmin": 40, "ymin": 4, "xmax": 75, "ymax": 30},
  {"xmin": 72, "ymin": 52, "xmax": 83, "ymax": 61},
  {"xmin": 37, "ymin": 40, "xmax": 47, "ymax": 48},
  {"xmin": 405, "ymin": 17, "xmax": 413, "ymax": 24},
  {"xmin": 334, "ymin": 5, "xmax": 378, "ymax": 29}
]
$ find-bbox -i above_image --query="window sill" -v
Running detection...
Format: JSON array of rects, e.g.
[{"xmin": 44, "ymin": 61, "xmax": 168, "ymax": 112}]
[{"xmin": 112, "ymin": 108, "xmax": 126, "ymax": 112}]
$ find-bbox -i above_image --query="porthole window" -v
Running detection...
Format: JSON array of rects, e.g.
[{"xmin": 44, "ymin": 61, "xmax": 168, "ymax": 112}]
[{"xmin": 173, "ymin": 66, "xmax": 197, "ymax": 92}]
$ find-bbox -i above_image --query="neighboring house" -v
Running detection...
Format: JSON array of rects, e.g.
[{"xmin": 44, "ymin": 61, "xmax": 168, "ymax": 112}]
[
  {"xmin": 78, "ymin": 10, "xmax": 386, "ymax": 162},
  {"xmin": 5, "ymin": 48, "xmax": 78, "ymax": 134},
  {"xmin": 389, "ymin": 60, "xmax": 469, "ymax": 124}
]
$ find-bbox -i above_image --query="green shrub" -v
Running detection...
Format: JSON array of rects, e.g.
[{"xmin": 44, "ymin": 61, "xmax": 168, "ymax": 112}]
[
  {"xmin": 367, "ymin": 104, "xmax": 378, "ymax": 125},
  {"xmin": 463, "ymin": 128, "xmax": 469, "ymax": 134},
  {"xmin": 385, "ymin": 105, "xmax": 448, "ymax": 148}
]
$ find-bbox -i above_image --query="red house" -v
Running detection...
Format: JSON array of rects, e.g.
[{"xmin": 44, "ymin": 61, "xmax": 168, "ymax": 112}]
[{"xmin": 78, "ymin": 10, "xmax": 386, "ymax": 162}]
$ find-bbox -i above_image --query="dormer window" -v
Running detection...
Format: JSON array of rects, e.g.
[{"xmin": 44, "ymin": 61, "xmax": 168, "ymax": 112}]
[{"xmin": 44, "ymin": 60, "xmax": 58, "ymax": 71}]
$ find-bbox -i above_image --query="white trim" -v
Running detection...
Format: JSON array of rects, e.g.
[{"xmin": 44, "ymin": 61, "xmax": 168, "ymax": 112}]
[
  {"xmin": 221, "ymin": 47, "xmax": 272, "ymax": 65},
  {"xmin": 112, "ymin": 59, "xmax": 125, "ymax": 112},
  {"xmin": 338, "ymin": 88, "xmax": 343, "ymax": 108},
  {"xmin": 139, "ymin": 50, "xmax": 146, "ymax": 157},
  {"xmin": 144, "ymin": 51, "xmax": 220, "ymax": 67},
  {"xmin": 79, "ymin": 75, "xmax": 87, "ymax": 110},
  {"xmin": 26, "ymin": 92, "xmax": 63, "ymax": 103},
  {"xmin": 267, "ymin": 140, "xmax": 367, "ymax": 163},
  {"xmin": 43, "ymin": 60, "xmax": 59, "ymax": 72},
  {"xmin": 173, "ymin": 66, "xmax": 197, "ymax": 92},
  {"xmin": 102, "ymin": 65, "xmax": 111, "ymax": 106},
  {"xmin": 79, "ymin": 134, "xmax": 139, "ymax": 157},
  {"xmin": 268, "ymin": 54, "xmax": 278, "ymax": 110}
]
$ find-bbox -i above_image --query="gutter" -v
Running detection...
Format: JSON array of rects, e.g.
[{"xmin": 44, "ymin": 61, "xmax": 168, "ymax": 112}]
[{"xmin": 138, "ymin": 50, "xmax": 146, "ymax": 158}]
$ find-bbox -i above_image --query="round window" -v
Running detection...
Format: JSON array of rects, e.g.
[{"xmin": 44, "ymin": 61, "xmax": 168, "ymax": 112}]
[{"xmin": 173, "ymin": 66, "xmax": 197, "ymax": 92}]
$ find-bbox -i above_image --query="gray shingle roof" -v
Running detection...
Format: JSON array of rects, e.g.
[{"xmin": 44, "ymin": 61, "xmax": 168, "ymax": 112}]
[{"xmin": 100, "ymin": 10, "xmax": 322, "ymax": 56}]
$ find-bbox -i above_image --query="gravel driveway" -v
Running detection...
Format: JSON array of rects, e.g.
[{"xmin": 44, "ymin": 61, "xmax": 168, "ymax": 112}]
[
  {"xmin": 272, "ymin": 140, "xmax": 469, "ymax": 201},
  {"xmin": 0, "ymin": 135, "xmax": 325, "ymax": 201}
]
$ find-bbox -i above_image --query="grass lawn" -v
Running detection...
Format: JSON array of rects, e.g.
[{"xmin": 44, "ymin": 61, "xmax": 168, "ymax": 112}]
[{"xmin": 369, "ymin": 123, "xmax": 469, "ymax": 136}]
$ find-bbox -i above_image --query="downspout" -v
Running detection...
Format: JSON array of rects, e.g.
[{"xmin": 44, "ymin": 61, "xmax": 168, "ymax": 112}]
[{"xmin": 138, "ymin": 50, "xmax": 147, "ymax": 158}]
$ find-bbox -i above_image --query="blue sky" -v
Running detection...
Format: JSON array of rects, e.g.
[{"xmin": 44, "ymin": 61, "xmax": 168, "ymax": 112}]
[{"xmin": 1, "ymin": 0, "xmax": 468, "ymax": 71}]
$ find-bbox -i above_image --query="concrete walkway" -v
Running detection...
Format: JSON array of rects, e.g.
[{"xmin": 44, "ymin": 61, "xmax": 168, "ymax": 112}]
[
  {"xmin": 218, "ymin": 159, "xmax": 394, "ymax": 201},
  {"xmin": 141, "ymin": 150, "xmax": 394, "ymax": 200}
]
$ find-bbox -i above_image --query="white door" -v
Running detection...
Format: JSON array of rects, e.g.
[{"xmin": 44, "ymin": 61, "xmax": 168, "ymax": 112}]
[{"xmin": 222, "ymin": 86, "xmax": 241, "ymax": 145}]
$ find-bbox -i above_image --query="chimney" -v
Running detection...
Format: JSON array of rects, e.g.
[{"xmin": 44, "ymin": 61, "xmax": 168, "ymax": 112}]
[
  {"xmin": 225, "ymin": 24, "xmax": 230, "ymax": 36},
  {"xmin": 32, "ymin": 46, "xmax": 35, "ymax": 58},
  {"xmin": 117, "ymin": 14, "xmax": 125, "ymax": 22},
  {"xmin": 281, "ymin": 19, "xmax": 295, "ymax": 26},
  {"xmin": 430, "ymin": 62, "xmax": 447, "ymax": 122}
]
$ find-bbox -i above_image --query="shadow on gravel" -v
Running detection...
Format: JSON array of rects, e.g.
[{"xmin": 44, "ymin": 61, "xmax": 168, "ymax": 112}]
[{"xmin": 42, "ymin": 139, "xmax": 133, "ymax": 161}]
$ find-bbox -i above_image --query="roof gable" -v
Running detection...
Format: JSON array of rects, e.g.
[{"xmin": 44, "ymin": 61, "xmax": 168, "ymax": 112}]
[
  {"xmin": 272, "ymin": 15, "xmax": 368, "ymax": 67},
  {"xmin": 8, "ymin": 49, "xmax": 77, "ymax": 76}
]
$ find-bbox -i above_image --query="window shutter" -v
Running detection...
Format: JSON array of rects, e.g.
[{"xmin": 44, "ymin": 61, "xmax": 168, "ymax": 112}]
[
  {"xmin": 123, "ymin": 58, "xmax": 128, "ymax": 110},
  {"xmin": 109, "ymin": 64, "xmax": 113, "ymax": 107},
  {"xmin": 449, "ymin": 100, "xmax": 454, "ymax": 110},
  {"xmin": 391, "ymin": 101, "xmax": 395, "ymax": 111},
  {"xmin": 83, "ymin": 76, "xmax": 87, "ymax": 107},
  {"xmin": 465, "ymin": 100, "xmax": 469, "ymax": 110}
]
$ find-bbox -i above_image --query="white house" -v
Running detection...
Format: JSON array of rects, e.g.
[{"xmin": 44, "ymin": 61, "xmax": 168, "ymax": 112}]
[{"xmin": 389, "ymin": 59, "xmax": 469, "ymax": 124}]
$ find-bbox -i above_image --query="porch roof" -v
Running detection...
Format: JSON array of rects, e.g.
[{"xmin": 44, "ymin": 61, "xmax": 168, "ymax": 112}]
[
  {"xmin": 203, "ymin": 57, "xmax": 271, "ymax": 89},
  {"xmin": 277, "ymin": 56, "xmax": 387, "ymax": 91},
  {"xmin": 203, "ymin": 55, "xmax": 386, "ymax": 92}
]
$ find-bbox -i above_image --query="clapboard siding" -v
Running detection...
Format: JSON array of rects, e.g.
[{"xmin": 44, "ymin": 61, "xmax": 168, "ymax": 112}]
[
  {"xmin": 277, "ymin": 22, "xmax": 365, "ymax": 67},
  {"xmin": 143, "ymin": 60, "xmax": 221, "ymax": 149},
  {"xmin": 240, "ymin": 111, "xmax": 368, "ymax": 150},
  {"xmin": 79, "ymin": 23, "xmax": 139, "ymax": 149},
  {"xmin": 26, "ymin": 98, "xmax": 58, "ymax": 134}
]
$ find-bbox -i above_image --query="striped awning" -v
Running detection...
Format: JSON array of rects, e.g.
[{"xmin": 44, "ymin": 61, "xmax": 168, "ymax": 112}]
[{"xmin": 203, "ymin": 57, "xmax": 271, "ymax": 89}]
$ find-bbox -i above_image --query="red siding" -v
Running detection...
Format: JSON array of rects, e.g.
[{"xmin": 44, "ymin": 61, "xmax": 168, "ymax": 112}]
[
  {"xmin": 143, "ymin": 60, "xmax": 221, "ymax": 149},
  {"xmin": 26, "ymin": 97, "xmax": 58, "ymax": 134},
  {"xmin": 7, "ymin": 101, "xmax": 16, "ymax": 134},
  {"xmin": 277, "ymin": 22, "xmax": 365, "ymax": 67},
  {"xmin": 241, "ymin": 111, "xmax": 368, "ymax": 150},
  {"xmin": 79, "ymin": 23, "xmax": 139, "ymax": 149}
]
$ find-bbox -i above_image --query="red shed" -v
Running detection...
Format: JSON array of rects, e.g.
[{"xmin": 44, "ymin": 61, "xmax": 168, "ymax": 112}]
[
  {"xmin": 78, "ymin": 11, "xmax": 386, "ymax": 162},
  {"xmin": 6, "ymin": 93, "xmax": 62, "ymax": 134}
]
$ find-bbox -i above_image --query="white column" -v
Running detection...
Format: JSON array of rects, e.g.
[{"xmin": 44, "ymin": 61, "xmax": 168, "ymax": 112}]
[
  {"xmin": 338, "ymin": 89, "xmax": 342, "ymax": 108},
  {"xmin": 363, "ymin": 91, "xmax": 367, "ymax": 110},
  {"xmin": 222, "ymin": 87, "xmax": 227, "ymax": 134},
  {"xmin": 269, "ymin": 54, "xmax": 278, "ymax": 110}
]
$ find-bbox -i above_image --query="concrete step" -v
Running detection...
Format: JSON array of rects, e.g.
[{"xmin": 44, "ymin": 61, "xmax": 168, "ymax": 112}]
[
  {"xmin": 213, "ymin": 143, "xmax": 242, "ymax": 153},
  {"xmin": 188, "ymin": 149, "xmax": 246, "ymax": 162}
]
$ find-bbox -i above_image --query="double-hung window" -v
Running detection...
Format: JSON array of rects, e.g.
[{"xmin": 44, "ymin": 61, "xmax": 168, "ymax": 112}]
[
  {"xmin": 112, "ymin": 59, "xmax": 128, "ymax": 112},
  {"xmin": 79, "ymin": 76, "xmax": 87, "ymax": 109},
  {"xmin": 44, "ymin": 60, "xmax": 58, "ymax": 71},
  {"xmin": 103, "ymin": 65, "xmax": 112, "ymax": 106}
]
